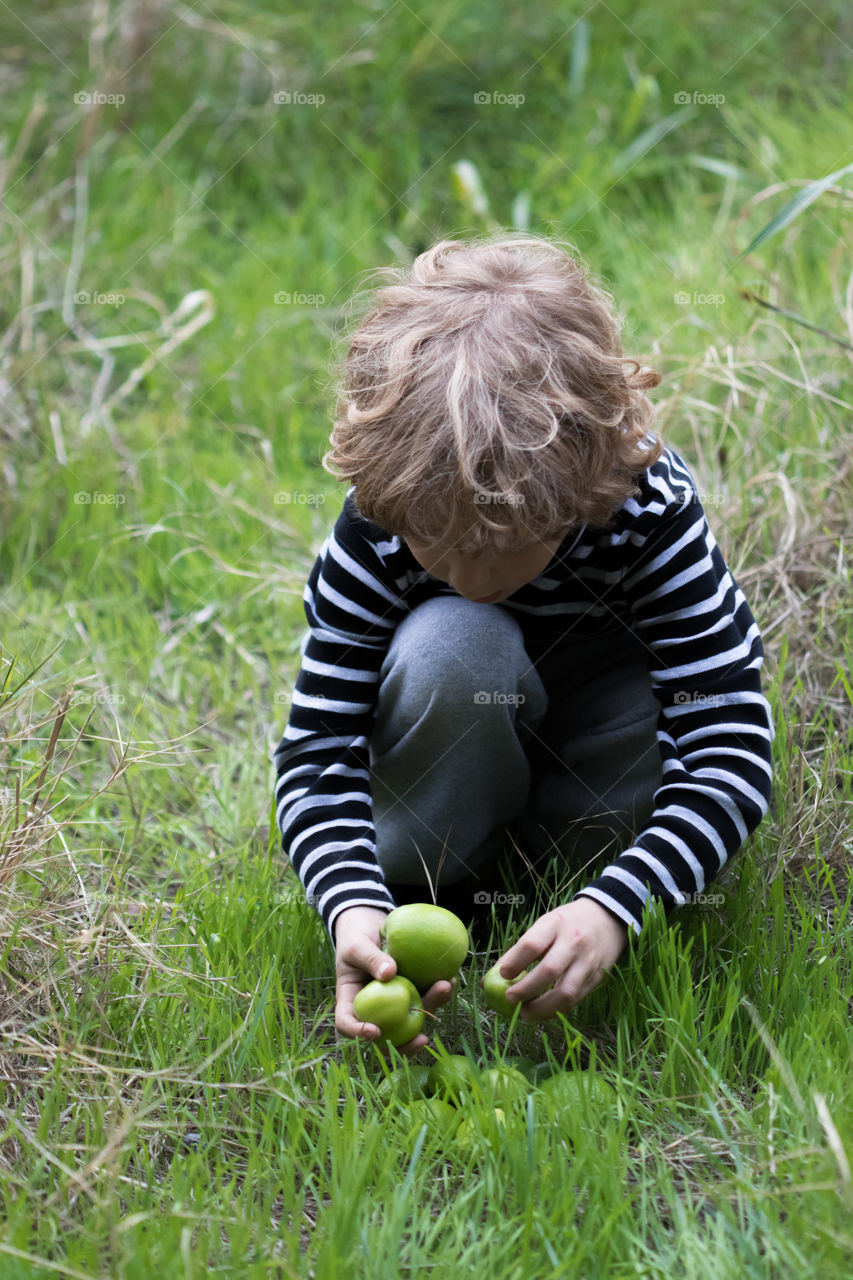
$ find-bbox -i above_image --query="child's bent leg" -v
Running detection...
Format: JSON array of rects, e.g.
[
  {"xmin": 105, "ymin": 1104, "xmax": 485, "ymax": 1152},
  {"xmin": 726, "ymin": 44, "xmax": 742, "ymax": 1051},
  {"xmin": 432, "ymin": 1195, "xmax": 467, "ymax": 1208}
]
[
  {"xmin": 370, "ymin": 597, "xmax": 547, "ymax": 890},
  {"xmin": 517, "ymin": 628, "xmax": 664, "ymax": 875}
]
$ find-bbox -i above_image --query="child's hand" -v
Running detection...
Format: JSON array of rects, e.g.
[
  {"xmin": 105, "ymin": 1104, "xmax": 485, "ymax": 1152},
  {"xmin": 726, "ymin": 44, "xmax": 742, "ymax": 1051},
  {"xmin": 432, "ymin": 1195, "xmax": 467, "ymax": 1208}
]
[
  {"xmin": 496, "ymin": 898, "xmax": 629, "ymax": 1021},
  {"xmin": 333, "ymin": 906, "xmax": 456, "ymax": 1057}
]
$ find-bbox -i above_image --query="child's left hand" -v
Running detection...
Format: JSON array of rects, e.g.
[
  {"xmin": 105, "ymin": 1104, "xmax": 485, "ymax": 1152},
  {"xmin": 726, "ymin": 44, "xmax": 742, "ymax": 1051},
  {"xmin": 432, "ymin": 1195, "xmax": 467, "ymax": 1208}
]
[{"xmin": 496, "ymin": 898, "xmax": 629, "ymax": 1021}]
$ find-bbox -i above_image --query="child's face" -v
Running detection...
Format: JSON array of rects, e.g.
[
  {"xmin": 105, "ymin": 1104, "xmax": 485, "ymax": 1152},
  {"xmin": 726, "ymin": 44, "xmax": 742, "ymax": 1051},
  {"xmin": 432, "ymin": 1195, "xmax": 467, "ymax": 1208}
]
[{"xmin": 403, "ymin": 534, "xmax": 564, "ymax": 604}]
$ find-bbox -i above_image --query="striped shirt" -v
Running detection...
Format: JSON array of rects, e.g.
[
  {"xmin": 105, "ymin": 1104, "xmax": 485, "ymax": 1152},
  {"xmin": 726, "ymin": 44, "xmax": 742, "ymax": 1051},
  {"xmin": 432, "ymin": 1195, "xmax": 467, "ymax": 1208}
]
[{"xmin": 273, "ymin": 443, "xmax": 774, "ymax": 944}]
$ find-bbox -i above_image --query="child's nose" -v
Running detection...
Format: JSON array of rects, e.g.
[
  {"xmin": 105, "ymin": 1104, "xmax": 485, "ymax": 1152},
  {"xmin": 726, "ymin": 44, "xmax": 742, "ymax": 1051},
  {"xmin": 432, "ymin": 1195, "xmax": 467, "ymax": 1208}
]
[{"xmin": 444, "ymin": 548, "xmax": 500, "ymax": 598}]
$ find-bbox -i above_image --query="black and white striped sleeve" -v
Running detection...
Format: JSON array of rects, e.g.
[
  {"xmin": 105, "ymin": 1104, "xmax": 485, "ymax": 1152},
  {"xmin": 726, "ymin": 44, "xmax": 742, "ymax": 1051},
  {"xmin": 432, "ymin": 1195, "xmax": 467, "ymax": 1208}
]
[
  {"xmin": 272, "ymin": 495, "xmax": 406, "ymax": 944},
  {"xmin": 574, "ymin": 449, "xmax": 775, "ymax": 935}
]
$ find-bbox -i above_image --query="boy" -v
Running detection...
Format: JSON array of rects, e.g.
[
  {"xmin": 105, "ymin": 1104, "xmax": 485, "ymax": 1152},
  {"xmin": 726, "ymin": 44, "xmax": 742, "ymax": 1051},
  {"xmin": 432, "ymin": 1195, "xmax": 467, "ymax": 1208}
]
[{"xmin": 272, "ymin": 234, "xmax": 774, "ymax": 1057}]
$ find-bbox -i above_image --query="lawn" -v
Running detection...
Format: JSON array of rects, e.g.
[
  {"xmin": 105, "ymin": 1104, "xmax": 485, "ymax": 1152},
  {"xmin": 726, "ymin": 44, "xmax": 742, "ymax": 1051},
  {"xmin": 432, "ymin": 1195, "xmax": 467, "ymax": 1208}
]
[{"xmin": 1, "ymin": 1, "xmax": 852, "ymax": 1275}]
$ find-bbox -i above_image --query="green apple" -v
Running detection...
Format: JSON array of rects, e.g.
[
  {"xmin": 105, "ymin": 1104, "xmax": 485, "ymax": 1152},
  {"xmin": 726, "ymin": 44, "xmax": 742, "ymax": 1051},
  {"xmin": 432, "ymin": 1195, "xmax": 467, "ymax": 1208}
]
[
  {"xmin": 479, "ymin": 1065, "xmax": 531, "ymax": 1109},
  {"xmin": 452, "ymin": 1107, "xmax": 506, "ymax": 1153},
  {"xmin": 404, "ymin": 1097, "xmax": 460, "ymax": 1136},
  {"xmin": 380, "ymin": 903, "xmax": 469, "ymax": 991},
  {"xmin": 353, "ymin": 975, "xmax": 425, "ymax": 1047},
  {"xmin": 503, "ymin": 1054, "xmax": 538, "ymax": 1080},
  {"xmin": 481, "ymin": 961, "xmax": 524, "ymax": 1017},
  {"xmin": 425, "ymin": 1054, "xmax": 481, "ymax": 1105},
  {"xmin": 375, "ymin": 1063, "xmax": 432, "ymax": 1106},
  {"xmin": 538, "ymin": 1072, "xmax": 636, "ymax": 1143},
  {"xmin": 536, "ymin": 1071, "xmax": 617, "ymax": 1115},
  {"xmin": 529, "ymin": 1060, "xmax": 557, "ymax": 1088}
]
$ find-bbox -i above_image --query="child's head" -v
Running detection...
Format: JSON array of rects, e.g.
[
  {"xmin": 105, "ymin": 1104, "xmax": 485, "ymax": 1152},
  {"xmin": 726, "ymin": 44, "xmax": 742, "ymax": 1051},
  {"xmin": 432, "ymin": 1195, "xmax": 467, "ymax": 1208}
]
[{"xmin": 323, "ymin": 233, "xmax": 663, "ymax": 555}]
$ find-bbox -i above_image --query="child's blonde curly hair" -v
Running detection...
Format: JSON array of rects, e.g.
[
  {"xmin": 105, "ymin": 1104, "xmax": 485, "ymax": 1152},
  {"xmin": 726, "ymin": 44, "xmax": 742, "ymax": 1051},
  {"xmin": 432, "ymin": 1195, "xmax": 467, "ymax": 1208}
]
[{"xmin": 323, "ymin": 233, "xmax": 663, "ymax": 554}]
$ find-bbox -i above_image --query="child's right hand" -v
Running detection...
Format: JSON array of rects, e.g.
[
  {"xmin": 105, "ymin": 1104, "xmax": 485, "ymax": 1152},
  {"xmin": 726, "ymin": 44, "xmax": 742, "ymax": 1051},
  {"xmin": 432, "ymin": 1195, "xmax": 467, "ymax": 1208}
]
[{"xmin": 333, "ymin": 905, "xmax": 456, "ymax": 1057}]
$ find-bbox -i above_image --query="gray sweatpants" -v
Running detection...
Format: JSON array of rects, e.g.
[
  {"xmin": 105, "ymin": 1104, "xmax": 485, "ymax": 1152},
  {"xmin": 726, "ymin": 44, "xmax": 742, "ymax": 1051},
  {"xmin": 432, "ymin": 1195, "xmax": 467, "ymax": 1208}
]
[{"xmin": 369, "ymin": 596, "xmax": 663, "ymax": 893}]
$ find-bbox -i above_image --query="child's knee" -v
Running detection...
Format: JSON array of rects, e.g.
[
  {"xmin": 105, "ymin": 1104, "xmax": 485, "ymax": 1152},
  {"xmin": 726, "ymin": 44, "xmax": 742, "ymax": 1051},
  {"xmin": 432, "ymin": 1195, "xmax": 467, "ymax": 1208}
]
[{"xmin": 381, "ymin": 597, "xmax": 533, "ymax": 707}]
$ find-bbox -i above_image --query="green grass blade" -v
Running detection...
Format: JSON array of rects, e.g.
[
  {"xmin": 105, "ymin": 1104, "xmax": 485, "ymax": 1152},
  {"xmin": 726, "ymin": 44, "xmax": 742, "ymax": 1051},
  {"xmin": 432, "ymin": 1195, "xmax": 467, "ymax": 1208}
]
[{"xmin": 734, "ymin": 160, "xmax": 853, "ymax": 263}]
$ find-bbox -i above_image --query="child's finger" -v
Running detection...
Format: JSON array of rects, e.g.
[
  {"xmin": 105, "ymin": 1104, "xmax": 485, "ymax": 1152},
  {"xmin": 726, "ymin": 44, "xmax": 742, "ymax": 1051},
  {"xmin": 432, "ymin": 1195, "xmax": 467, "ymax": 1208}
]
[
  {"xmin": 503, "ymin": 948, "xmax": 567, "ymax": 1005},
  {"xmin": 420, "ymin": 977, "xmax": 455, "ymax": 1013},
  {"xmin": 519, "ymin": 957, "xmax": 588, "ymax": 1019},
  {"xmin": 337, "ymin": 1014, "xmax": 428, "ymax": 1056},
  {"xmin": 338, "ymin": 1010, "xmax": 382, "ymax": 1040},
  {"xmin": 383, "ymin": 1032, "xmax": 429, "ymax": 1059},
  {"xmin": 495, "ymin": 926, "xmax": 551, "ymax": 980}
]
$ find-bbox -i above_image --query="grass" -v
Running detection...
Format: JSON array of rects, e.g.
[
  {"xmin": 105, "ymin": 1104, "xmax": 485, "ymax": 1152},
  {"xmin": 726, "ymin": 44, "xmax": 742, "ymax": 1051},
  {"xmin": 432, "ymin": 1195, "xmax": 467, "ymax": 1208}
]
[{"xmin": 1, "ymin": 0, "xmax": 852, "ymax": 1274}]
